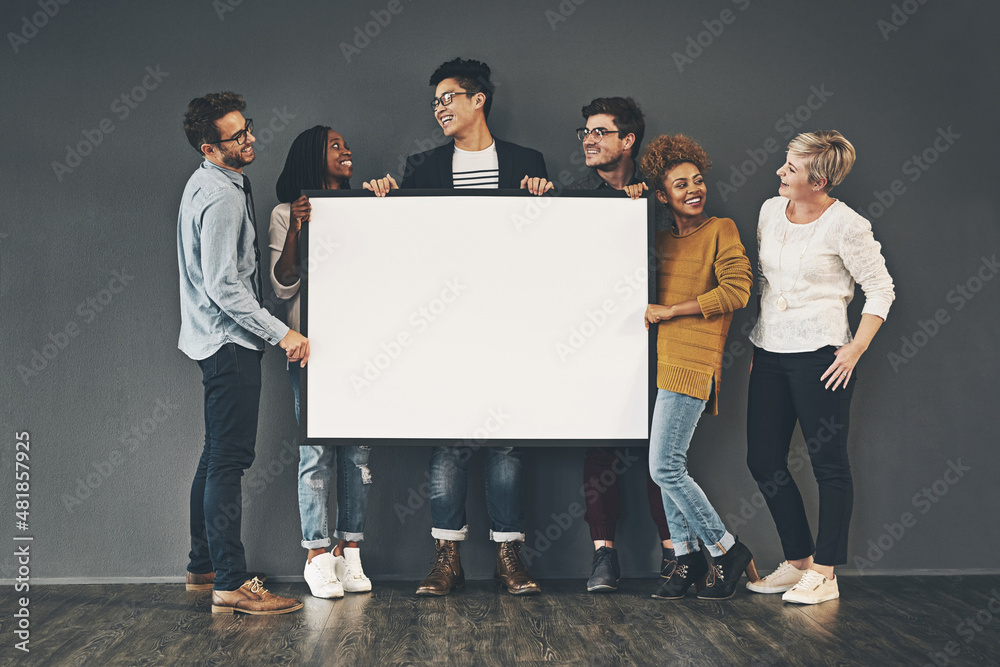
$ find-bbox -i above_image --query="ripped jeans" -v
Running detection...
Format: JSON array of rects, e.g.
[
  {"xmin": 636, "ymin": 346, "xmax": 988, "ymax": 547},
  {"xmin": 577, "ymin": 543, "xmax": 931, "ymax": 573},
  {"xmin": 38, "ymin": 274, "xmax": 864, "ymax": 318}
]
[{"xmin": 289, "ymin": 364, "xmax": 371, "ymax": 547}]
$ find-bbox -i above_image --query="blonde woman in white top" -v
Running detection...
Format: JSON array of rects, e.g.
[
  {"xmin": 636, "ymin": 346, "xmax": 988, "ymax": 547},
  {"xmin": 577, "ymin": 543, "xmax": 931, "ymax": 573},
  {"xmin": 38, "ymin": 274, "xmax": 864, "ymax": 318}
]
[{"xmin": 745, "ymin": 131, "xmax": 894, "ymax": 604}]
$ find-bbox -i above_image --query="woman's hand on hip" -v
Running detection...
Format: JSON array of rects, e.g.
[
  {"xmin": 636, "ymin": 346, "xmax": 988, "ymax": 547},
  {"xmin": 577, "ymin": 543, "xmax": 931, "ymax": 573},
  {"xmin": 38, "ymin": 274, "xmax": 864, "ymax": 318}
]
[{"xmin": 821, "ymin": 341, "xmax": 865, "ymax": 390}]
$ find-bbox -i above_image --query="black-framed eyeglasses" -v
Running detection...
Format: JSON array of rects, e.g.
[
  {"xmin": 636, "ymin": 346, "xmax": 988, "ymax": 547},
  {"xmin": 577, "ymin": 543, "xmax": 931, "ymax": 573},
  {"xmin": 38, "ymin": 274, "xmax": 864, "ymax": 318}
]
[
  {"xmin": 209, "ymin": 119, "xmax": 253, "ymax": 145},
  {"xmin": 576, "ymin": 127, "xmax": 626, "ymax": 142},
  {"xmin": 432, "ymin": 91, "xmax": 476, "ymax": 110}
]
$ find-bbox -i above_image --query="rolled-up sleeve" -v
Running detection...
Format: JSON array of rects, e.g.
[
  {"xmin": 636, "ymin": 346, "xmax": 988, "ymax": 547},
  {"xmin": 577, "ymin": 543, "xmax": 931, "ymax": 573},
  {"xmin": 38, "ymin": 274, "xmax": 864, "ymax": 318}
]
[
  {"xmin": 268, "ymin": 205, "xmax": 300, "ymax": 301},
  {"xmin": 698, "ymin": 220, "xmax": 753, "ymax": 318},
  {"xmin": 839, "ymin": 215, "xmax": 895, "ymax": 321},
  {"xmin": 200, "ymin": 189, "xmax": 289, "ymax": 344}
]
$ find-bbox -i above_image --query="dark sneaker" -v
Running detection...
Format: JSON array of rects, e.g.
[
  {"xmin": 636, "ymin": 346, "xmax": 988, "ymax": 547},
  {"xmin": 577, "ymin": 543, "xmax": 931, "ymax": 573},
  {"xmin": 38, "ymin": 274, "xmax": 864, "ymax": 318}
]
[
  {"xmin": 697, "ymin": 539, "xmax": 760, "ymax": 600},
  {"xmin": 587, "ymin": 546, "xmax": 620, "ymax": 593},
  {"xmin": 652, "ymin": 550, "xmax": 709, "ymax": 599}
]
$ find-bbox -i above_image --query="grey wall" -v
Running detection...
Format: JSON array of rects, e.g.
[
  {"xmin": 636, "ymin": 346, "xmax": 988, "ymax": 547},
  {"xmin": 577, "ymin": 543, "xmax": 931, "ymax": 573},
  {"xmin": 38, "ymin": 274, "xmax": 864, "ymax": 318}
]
[{"xmin": 2, "ymin": 0, "xmax": 998, "ymax": 584}]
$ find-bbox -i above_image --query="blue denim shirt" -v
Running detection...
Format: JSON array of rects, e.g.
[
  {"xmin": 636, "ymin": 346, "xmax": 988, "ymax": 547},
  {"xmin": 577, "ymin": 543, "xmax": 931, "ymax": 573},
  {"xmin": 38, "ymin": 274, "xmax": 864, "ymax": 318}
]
[{"xmin": 177, "ymin": 159, "xmax": 290, "ymax": 360}]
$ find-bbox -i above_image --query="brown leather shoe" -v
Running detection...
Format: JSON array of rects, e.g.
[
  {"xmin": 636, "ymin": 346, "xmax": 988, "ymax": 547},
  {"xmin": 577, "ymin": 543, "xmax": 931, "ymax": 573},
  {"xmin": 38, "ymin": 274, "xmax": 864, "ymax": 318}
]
[
  {"xmin": 415, "ymin": 539, "xmax": 465, "ymax": 596},
  {"xmin": 210, "ymin": 577, "xmax": 303, "ymax": 615},
  {"xmin": 494, "ymin": 541, "xmax": 541, "ymax": 595},
  {"xmin": 186, "ymin": 570, "xmax": 267, "ymax": 591}
]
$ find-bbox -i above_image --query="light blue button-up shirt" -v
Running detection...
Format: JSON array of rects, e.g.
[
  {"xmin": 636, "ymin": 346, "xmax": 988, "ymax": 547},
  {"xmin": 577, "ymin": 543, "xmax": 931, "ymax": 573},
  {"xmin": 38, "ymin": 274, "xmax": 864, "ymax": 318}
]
[{"xmin": 177, "ymin": 159, "xmax": 290, "ymax": 360}]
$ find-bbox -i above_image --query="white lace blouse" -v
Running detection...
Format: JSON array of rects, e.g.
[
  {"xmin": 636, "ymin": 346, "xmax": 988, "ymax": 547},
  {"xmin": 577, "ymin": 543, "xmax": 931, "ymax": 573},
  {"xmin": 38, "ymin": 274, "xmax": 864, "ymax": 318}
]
[{"xmin": 749, "ymin": 196, "xmax": 895, "ymax": 353}]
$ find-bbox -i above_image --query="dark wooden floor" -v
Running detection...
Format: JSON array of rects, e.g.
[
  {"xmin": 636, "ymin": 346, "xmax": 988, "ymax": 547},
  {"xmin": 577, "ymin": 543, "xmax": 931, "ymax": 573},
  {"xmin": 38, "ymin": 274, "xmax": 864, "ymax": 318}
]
[{"xmin": 2, "ymin": 577, "xmax": 998, "ymax": 666}]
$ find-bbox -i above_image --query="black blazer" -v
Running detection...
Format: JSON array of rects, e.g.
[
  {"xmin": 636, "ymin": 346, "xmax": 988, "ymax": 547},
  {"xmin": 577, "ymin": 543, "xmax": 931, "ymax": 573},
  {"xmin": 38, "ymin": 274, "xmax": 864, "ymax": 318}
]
[{"xmin": 400, "ymin": 138, "xmax": 548, "ymax": 189}]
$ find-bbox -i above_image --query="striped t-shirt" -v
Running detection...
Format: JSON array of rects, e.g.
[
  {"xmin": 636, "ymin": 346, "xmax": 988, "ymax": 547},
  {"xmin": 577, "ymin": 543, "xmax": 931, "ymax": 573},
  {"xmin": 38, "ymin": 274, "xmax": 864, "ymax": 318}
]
[{"xmin": 452, "ymin": 142, "xmax": 499, "ymax": 188}]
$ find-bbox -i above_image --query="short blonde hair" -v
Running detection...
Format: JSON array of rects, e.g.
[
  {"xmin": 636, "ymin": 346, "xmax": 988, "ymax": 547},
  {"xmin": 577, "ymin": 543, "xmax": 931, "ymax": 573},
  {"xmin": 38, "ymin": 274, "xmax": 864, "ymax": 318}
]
[{"xmin": 787, "ymin": 130, "xmax": 856, "ymax": 191}]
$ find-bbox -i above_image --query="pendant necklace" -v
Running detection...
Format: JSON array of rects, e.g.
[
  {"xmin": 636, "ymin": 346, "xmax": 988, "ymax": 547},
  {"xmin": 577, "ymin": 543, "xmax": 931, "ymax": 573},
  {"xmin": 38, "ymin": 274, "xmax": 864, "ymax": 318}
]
[{"xmin": 775, "ymin": 209, "xmax": 823, "ymax": 312}]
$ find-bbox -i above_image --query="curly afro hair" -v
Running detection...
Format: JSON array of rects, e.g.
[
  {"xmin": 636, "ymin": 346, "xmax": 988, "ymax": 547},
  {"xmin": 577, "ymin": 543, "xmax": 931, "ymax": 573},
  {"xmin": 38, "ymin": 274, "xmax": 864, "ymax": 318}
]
[{"xmin": 639, "ymin": 134, "xmax": 712, "ymax": 194}]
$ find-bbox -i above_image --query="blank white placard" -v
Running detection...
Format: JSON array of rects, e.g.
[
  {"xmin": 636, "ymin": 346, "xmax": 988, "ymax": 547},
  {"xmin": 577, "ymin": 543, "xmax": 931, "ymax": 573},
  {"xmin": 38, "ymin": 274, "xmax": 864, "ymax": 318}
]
[{"xmin": 303, "ymin": 194, "xmax": 649, "ymax": 442}]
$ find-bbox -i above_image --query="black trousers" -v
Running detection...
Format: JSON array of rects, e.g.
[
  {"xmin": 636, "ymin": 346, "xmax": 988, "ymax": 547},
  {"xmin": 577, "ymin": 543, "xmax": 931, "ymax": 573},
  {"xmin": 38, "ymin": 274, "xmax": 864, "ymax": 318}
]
[
  {"xmin": 188, "ymin": 343, "xmax": 262, "ymax": 590},
  {"xmin": 746, "ymin": 346, "xmax": 854, "ymax": 566}
]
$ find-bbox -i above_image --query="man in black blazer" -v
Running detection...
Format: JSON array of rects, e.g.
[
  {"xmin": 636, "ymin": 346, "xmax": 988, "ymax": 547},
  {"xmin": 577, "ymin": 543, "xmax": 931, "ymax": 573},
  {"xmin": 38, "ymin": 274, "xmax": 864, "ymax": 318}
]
[
  {"xmin": 365, "ymin": 59, "xmax": 549, "ymax": 193},
  {"xmin": 365, "ymin": 58, "xmax": 547, "ymax": 597},
  {"xmin": 399, "ymin": 136, "xmax": 548, "ymax": 189}
]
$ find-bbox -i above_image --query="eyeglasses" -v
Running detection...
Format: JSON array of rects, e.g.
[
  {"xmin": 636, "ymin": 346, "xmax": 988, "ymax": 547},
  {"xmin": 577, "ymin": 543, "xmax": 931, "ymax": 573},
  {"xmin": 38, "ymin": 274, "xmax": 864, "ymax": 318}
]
[
  {"xmin": 209, "ymin": 119, "xmax": 253, "ymax": 145},
  {"xmin": 431, "ymin": 91, "xmax": 476, "ymax": 110},
  {"xmin": 576, "ymin": 127, "xmax": 626, "ymax": 142}
]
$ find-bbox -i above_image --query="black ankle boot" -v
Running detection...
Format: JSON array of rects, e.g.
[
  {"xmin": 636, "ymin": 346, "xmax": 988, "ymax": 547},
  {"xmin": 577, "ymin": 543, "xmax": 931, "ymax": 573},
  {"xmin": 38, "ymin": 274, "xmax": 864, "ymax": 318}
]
[
  {"xmin": 660, "ymin": 547, "xmax": 676, "ymax": 579},
  {"xmin": 651, "ymin": 550, "xmax": 709, "ymax": 599},
  {"xmin": 697, "ymin": 538, "xmax": 759, "ymax": 600}
]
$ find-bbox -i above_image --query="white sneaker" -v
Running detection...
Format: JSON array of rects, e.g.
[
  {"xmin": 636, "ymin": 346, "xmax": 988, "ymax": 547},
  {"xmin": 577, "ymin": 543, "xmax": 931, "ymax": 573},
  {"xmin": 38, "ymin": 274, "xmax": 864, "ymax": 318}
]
[
  {"xmin": 333, "ymin": 547, "xmax": 372, "ymax": 593},
  {"xmin": 781, "ymin": 569, "xmax": 839, "ymax": 604},
  {"xmin": 747, "ymin": 560, "xmax": 806, "ymax": 594},
  {"xmin": 304, "ymin": 552, "xmax": 344, "ymax": 599}
]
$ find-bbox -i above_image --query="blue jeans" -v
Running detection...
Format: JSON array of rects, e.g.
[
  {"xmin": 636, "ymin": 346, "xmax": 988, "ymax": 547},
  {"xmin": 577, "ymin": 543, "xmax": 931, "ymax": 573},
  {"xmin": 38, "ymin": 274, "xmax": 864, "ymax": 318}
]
[
  {"xmin": 649, "ymin": 385, "xmax": 734, "ymax": 557},
  {"xmin": 428, "ymin": 446, "xmax": 524, "ymax": 542},
  {"xmin": 289, "ymin": 364, "xmax": 371, "ymax": 547},
  {"xmin": 188, "ymin": 343, "xmax": 261, "ymax": 591}
]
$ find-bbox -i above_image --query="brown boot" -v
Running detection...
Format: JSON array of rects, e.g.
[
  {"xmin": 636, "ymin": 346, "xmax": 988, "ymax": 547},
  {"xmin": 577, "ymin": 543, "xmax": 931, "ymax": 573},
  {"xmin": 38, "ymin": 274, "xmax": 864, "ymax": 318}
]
[
  {"xmin": 494, "ymin": 541, "xmax": 541, "ymax": 595},
  {"xmin": 416, "ymin": 539, "xmax": 465, "ymax": 596},
  {"xmin": 211, "ymin": 577, "xmax": 303, "ymax": 615}
]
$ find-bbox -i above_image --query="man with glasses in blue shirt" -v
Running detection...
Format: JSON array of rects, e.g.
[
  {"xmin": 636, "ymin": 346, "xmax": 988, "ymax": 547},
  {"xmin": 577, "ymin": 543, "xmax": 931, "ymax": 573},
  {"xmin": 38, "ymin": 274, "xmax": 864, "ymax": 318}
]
[{"xmin": 178, "ymin": 91, "xmax": 309, "ymax": 615}]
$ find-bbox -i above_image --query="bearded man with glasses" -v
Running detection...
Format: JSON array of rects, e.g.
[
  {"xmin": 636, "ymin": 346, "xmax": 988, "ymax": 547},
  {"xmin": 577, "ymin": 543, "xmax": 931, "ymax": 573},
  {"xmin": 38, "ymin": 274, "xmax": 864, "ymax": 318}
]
[
  {"xmin": 177, "ymin": 91, "xmax": 310, "ymax": 614},
  {"xmin": 364, "ymin": 58, "xmax": 549, "ymax": 596},
  {"xmin": 521, "ymin": 97, "xmax": 675, "ymax": 593}
]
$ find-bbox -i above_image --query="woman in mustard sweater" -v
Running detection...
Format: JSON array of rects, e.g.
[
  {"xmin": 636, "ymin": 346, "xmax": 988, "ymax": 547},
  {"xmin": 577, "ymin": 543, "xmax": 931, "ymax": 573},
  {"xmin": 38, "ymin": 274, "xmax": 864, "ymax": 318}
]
[{"xmin": 629, "ymin": 134, "xmax": 757, "ymax": 600}]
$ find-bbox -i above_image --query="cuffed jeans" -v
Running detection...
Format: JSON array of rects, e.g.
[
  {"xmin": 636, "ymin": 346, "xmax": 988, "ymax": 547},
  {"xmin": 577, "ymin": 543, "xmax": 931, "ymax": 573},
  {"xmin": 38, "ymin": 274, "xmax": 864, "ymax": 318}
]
[
  {"xmin": 583, "ymin": 447, "xmax": 671, "ymax": 542},
  {"xmin": 746, "ymin": 346, "xmax": 854, "ymax": 566},
  {"xmin": 289, "ymin": 364, "xmax": 370, "ymax": 547},
  {"xmin": 188, "ymin": 343, "xmax": 261, "ymax": 591},
  {"xmin": 649, "ymin": 385, "xmax": 734, "ymax": 557},
  {"xmin": 429, "ymin": 445, "xmax": 524, "ymax": 542}
]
